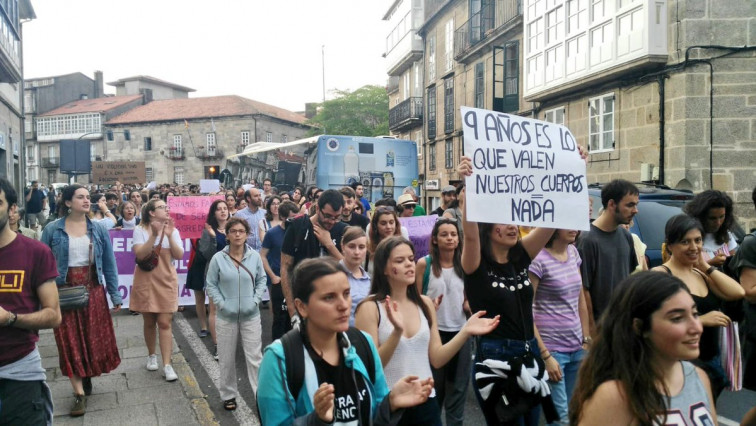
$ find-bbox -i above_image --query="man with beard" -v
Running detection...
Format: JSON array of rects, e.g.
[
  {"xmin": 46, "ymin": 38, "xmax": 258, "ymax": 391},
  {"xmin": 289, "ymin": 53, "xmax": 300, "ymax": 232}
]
[
  {"xmin": 279, "ymin": 189, "xmax": 346, "ymax": 323},
  {"xmin": 0, "ymin": 178, "xmax": 61, "ymax": 424},
  {"xmin": 576, "ymin": 179, "xmax": 639, "ymax": 335},
  {"xmin": 339, "ymin": 186, "xmax": 368, "ymax": 230},
  {"xmin": 235, "ymin": 188, "xmax": 267, "ymax": 251},
  {"xmin": 431, "ymin": 185, "xmax": 457, "ymax": 216},
  {"xmin": 350, "ymin": 182, "xmax": 371, "ymax": 217}
]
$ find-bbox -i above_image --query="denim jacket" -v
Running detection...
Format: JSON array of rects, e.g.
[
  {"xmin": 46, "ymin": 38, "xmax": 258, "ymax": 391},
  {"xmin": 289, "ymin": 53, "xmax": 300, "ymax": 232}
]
[{"xmin": 40, "ymin": 217, "xmax": 123, "ymax": 306}]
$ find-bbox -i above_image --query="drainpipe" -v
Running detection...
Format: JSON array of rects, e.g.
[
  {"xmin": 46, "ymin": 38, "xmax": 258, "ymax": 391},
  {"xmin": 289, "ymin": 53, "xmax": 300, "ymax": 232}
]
[{"xmin": 657, "ymin": 74, "xmax": 667, "ymax": 185}]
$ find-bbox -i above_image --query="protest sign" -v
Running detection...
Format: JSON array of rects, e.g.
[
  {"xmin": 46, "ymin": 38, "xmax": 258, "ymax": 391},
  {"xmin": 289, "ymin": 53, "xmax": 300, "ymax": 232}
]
[
  {"xmin": 200, "ymin": 179, "xmax": 221, "ymax": 194},
  {"xmin": 108, "ymin": 229, "xmax": 197, "ymax": 309},
  {"xmin": 399, "ymin": 215, "xmax": 438, "ymax": 259},
  {"xmin": 167, "ymin": 195, "xmax": 224, "ymax": 238},
  {"xmin": 92, "ymin": 161, "xmax": 146, "ymax": 185},
  {"xmin": 461, "ymin": 106, "xmax": 589, "ymax": 230}
]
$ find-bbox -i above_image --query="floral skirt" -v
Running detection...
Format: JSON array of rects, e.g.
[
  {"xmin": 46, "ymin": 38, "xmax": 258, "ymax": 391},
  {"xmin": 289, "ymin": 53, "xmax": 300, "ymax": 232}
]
[{"xmin": 54, "ymin": 266, "xmax": 121, "ymax": 378}]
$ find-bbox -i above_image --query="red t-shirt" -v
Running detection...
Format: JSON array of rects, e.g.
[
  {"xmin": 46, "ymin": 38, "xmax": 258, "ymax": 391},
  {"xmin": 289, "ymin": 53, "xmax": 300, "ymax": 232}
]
[{"xmin": 0, "ymin": 234, "xmax": 58, "ymax": 366}]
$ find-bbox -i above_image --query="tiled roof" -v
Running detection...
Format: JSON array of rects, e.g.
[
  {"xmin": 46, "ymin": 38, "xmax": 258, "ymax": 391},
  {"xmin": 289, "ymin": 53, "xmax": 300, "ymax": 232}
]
[
  {"xmin": 106, "ymin": 95, "xmax": 309, "ymax": 126},
  {"xmin": 38, "ymin": 95, "xmax": 143, "ymax": 116},
  {"xmin": 106, "ymin": 75, "xmax": 195, "ymax": 92}
]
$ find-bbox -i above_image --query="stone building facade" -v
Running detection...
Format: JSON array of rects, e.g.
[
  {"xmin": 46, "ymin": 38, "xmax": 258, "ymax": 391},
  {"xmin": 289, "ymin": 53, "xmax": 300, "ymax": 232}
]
[{"xmin": 105, "ymin": 95, "xmax": 311, "ymax": 186}]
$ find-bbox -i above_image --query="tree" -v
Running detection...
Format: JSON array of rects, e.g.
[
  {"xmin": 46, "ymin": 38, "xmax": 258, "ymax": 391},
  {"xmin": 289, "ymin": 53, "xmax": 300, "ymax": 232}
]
[{"xmin": 306, "ymin": 85, "xmax": 389, "ymax": 136}]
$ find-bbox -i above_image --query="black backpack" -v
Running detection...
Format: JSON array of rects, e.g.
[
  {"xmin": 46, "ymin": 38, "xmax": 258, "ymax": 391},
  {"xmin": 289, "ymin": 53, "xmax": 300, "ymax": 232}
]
[{"xmin": 280, "ymin": 327, "xmax": 376, "ymax": 400}]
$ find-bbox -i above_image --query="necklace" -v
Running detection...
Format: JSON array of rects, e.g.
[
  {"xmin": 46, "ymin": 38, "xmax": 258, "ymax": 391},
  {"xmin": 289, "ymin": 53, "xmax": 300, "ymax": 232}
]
[{"xmin": 486, "ymin": 262, "xmax": 531, "ymax": 292}]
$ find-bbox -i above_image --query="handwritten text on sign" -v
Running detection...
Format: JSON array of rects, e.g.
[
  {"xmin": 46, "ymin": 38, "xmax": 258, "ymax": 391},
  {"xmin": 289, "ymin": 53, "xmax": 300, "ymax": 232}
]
[
  {"xmin": 398, "ymin": 215, "xmax": 438, "ymax": 259},
  {"xmin": 167, "ymin": 195, "xmax": 224, "ymax": 238},
  {"xmin": 92, "ymin": 161, "xmax": 146, "ymax": 185},
  {"xmin": 461, "ymin": 106, "xmax": 589, "ymax": 230}
]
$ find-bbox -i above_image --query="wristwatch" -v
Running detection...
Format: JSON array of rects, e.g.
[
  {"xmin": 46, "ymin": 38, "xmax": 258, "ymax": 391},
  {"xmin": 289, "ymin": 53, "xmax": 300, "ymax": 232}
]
[
  {"xmin": 582, "ymin": 336, "xmax": 592, "ymax": 345},
  {"xmin": 4, "ymin": 312, "xmax": 17, "ymax": 327},
  {"xmin": 705, "ymin": 266, "xmax": 717, "ymax": 275}
]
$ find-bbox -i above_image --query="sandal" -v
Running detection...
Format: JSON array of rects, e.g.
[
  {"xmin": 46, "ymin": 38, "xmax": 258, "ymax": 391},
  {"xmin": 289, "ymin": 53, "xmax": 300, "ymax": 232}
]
[{"xmin": 223, "ymin": 398, "xmax": 237, "ymax": 411}]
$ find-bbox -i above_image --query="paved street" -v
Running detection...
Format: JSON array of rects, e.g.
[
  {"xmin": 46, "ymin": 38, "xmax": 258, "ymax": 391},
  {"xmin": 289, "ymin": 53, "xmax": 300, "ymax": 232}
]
[{"xmin": 43, "ymin": 306, "xmax": 755, "ymax": 425}]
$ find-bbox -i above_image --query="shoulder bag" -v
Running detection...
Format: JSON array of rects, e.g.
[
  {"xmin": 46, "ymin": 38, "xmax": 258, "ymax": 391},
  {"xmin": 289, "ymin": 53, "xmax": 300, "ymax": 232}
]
[
  {"xmin": 59, "ymin": 230, "xmax": 93, "ymax": 310},
  {"xmin": 136, "ymin": 229, "xmax": 166, "ymax": 272}
]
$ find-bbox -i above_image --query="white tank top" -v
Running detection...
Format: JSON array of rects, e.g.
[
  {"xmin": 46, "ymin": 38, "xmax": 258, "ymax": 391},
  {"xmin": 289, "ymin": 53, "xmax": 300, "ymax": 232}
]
[
  {"xmin": 68, "ymin": 235, "xmax": 91, "ymax": 267},
  {"xmin": 426, "ymin": 267, "xmax": 466, "ymax": 331},
  {"xmin": 377, "ymin": 301, "xmax": 436, "ymax": 397}
]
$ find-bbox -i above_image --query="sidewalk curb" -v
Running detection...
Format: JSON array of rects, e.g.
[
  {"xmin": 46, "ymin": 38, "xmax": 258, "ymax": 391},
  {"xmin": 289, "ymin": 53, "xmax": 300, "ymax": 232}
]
[{"xmin": 173, "ymin": 352, "xmax": 219, "ymax": 425}]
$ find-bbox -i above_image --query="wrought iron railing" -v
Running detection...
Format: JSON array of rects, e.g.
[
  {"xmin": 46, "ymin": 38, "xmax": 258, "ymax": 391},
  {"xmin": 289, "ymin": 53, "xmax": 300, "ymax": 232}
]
[
  {"xmin": 389, "ymin": 97, "xmax": 423, "ymax": 130},
  {"xmin": 41, "ymin": 157, "xmax": 59, "ymax": 168},
  {"xmin": 454, "ymin": 0, "xmax": 522, "ymax": 59}
]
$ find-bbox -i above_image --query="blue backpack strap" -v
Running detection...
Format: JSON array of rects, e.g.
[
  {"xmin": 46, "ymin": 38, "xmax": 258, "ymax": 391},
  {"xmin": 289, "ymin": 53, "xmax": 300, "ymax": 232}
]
[
  {"xmin": 281, "ymin": 328, "xmax": 305, "ymax": 401},
  {"xmin": 422, "ymin": 255, "xmax": 432, "ymax": 295},
  {"xmin": 345, "ymin": 327, "xmax": 375, "ymax": 383}
]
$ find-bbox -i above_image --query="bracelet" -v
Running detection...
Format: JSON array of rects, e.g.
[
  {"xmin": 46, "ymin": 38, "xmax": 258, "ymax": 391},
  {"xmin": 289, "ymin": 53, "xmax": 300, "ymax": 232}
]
[
  {"xmin": 4, "ymin": 312, "xmax": 17, "ymax": 327},
  {"xmin": 705, "ymin": 266, "xmax": 717, "ymax": 275},
  {"xmin": 543, "ymin": 353, "xmax": 552, "ymax": 361}
]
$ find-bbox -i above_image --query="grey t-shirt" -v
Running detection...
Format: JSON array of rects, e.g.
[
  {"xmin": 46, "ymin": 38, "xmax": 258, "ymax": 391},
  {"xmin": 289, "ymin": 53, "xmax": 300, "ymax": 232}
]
[{"xmin": 576, "ymin": 224, "xmax": 637, "ymax": 319}]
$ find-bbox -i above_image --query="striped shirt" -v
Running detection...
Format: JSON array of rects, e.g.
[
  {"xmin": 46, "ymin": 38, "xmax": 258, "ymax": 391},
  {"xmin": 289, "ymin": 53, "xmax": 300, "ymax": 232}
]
[{"xmin": 529, "ymin": 244, "xmax": 584, "ymax": 353}]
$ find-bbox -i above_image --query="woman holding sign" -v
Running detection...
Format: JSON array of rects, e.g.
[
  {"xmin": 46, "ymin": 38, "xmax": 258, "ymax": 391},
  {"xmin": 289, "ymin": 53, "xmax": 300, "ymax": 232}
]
[
  {"xmin": 457, "ymin": 151, "xmax": 586, "ymax": 426},
  {"xmin": 131, "ymin": 199, "xmax": 184, "ymax": 382}
]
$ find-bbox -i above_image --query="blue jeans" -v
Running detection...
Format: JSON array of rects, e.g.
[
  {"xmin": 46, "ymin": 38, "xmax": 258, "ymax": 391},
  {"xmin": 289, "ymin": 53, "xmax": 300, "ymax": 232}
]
[
  {"xmin": 473, "ymin": 337, "xmax": 541, "ymax": 426},
  {"xmin": 547, "ymin": 349, "xmax": 585, "ymax": 426}
]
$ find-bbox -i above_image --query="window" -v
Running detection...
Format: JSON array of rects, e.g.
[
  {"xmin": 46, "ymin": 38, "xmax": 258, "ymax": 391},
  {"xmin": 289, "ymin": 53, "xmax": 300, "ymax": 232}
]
[
  {"xmin": 495, "ymin": 41, "xmax": 520, "ymax": 113},
  {"xmin": 428, "ymin": 35, "xmax": 436, "ymax": 81},
  {"xmin": 546, "ymin": 6, "xmax": 564, "ymax": 45},
  {"xmin": 588, "ymin": 93, "xmax": 614, "ymax": 152},
  {"xmin": 429, "ymin": 142, "xmax": 436, "ymax": 171},
  {"xmin": 265, "ymin": 132, "xmax": 273, "ymax": 142},
  {"xmin": 413, "ymin": 62, "xmax": 422, "ymax": 96},
  {"xmin": 144, "ymin": 137, "xmax": 152, "ymax": 151},
  {"xmin": 444, "ymin": 77, "xmax": 454, "ymax": 133},
  {"xmin": 444, "ymin": 18, "xmax": 454, "ymax": 72},
  {"xmin": 174, "ymin": 167, "xmax": 185, "ymax": 185},
  {"xmin": 528, "ymin": 18, "xmax": 543, "ymax": 54},
  {"xmin": 474, "ymin": 62, "xmax": 485, "ymax": 108},
  {"xmin": 567, "ymin": 0, "xmax": 587, "ymax": 34},
  {"xmin": 47, "ymin": 170, "xmax": 56, "ymax": 184},
  {"xmin": 24, "ymin": 117, "xmax": 32, "ymax": 133},
  {"xmin": 145, "ymin": 167, "xmax": 154, "ymax": 182},
  {"xmin": 427, "ymin": 86, "xmax": 437, "ymax": 139},
  {"xmin": 415, "ymin": 131, "xmax": 423, "ymax": 158},
  {"xmin": 26, "ymin": 145, "xmax": 34, "ymax": 162},
  {"xmin": 173, "ymin": 135, "xmax": 182, "ymax": 149},
  {"xmin": 241, "ymin": 131, "xmax": 250, "ymax": 146},
  {"xmin": 206, "ymin": 132, "xmax": 216, "ymax": 154},
  {"xmin": 544, "ymin": 106, "xmax": 565, "ymax": 125},
  {"xmin": 47, "ymin": 145, "xmax": 56, "ymax": 157},
  {"xmin": 282, "ymin": 134, "xmax": 288, "ymax": 142},
  {"xmin": 403, "ymin": 73, "xmax": 410, "ymax": 100},
  {"xmin": 445, "ymin": 139, "xmax": 454, "ymax": 169}
]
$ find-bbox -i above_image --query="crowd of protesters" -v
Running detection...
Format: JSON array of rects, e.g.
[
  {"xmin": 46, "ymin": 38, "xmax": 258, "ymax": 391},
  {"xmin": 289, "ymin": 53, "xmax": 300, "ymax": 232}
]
[{"xmin": 2, "ymin": 169, "xmax": 755, "ymax": 425}]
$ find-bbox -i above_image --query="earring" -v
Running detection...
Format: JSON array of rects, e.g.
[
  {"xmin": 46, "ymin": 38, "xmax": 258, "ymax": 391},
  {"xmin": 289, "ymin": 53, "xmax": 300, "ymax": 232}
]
[{"xmin": 67, "ymin": 208, "xmax": 72, "ymax": 214}]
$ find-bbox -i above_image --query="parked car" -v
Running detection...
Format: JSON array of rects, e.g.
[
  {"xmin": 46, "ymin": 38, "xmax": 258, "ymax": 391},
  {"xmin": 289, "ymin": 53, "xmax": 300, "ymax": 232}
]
[{"xmin": 588, "ymin": 183, "xmax": 694, "ymax": 267}]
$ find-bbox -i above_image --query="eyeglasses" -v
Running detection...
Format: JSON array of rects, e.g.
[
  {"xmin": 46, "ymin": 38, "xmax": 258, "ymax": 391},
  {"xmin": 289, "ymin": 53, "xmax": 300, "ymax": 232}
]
[
  {"xmin": 228, "ymin": 229, "xmax": 248, "ymax": 235},
  {"xmin": 320, "ymin": 211, "xmax": 340, "ymax": 221},
  {"xmin": 375, "ymin": 206, "xmax": 395, "ymax": 213},
  {"xmin": 155, "ymin": 205, "xmax": 168, "ymax": 210}
]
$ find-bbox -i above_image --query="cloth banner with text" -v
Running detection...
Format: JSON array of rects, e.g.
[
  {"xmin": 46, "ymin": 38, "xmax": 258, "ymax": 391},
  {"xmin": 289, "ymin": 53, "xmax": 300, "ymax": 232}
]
[
  {"xmin": 167, "ymin": 195, "xmax": 224, "ymax": 239},
  {"xmin": 461, "ymin": 106, "xmax": 589, "ymax": 230}
]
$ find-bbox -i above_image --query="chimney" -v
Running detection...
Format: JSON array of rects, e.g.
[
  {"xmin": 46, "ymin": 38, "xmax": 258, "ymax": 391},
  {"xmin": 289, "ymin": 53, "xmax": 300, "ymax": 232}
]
[
  {"xmin": 94, "ymin": 70, "xmax": 104, "ymax": 98},
  {"xmin": 139, "ymin": 88, "xmax": 153, "ymax": 104}
]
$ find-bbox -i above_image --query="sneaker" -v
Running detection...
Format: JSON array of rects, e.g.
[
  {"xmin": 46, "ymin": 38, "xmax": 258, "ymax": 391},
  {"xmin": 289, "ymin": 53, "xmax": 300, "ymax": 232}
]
[
  {"xmin": 198, "ymin": 329, "xmax": 209, "ymax": 338},
  {"xmin": 70, "ymin": 394, "xmax": 86, "ymax": 417},
  {"xmin": 213, "ymin": 344, "xmax": 219, "ymax": 361},
  {"xmin": 146, "ymin": 354, "xmax": 159, "ymax": 371},
  {"xmin": 164, "ymin": 364, "xmax": 178, "ymax": 382}
]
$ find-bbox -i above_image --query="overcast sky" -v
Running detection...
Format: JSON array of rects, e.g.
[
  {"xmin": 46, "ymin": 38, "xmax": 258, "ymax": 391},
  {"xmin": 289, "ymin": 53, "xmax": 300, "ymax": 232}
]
[{"xmin": 23, "ymin": 0, "xmax": 392, "ymax": 112}]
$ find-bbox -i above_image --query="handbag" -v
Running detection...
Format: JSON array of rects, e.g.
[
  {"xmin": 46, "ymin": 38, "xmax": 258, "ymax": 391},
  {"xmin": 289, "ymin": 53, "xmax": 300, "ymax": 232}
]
[
  {"xmin": 136, "ymin": 230, "xmax": 165, "ymax": 272},
  {"xmin": 59, "ymin": 231, "xmax": 93, "ymax": 311}
]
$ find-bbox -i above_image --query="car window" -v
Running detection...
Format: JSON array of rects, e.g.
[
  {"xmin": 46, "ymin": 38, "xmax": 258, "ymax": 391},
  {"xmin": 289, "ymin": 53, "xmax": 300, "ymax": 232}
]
[{"xmin": 633, "ymin": 202, "xmax": 686, "ymax": 251}]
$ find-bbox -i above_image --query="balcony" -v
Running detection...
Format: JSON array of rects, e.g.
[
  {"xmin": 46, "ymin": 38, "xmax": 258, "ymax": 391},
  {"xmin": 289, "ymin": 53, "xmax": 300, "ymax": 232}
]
[
  {"xmin": 197, "ymin": 147, "xmax": 224, "ymax": 160},
  {"xmin": 41, "ymin": 157, "xmax": 59, "ymax": 168},
  {"xmin": 165, "ymin": 147, "xmax": 185, "ymax": 160},
  {"xmin": 385, "ymin": 31, "xmax": 423, "ymax": 76},
  {"xmin": 454, "ymin": 0, "xmax": 522, "ymax": 62},
  {"xmin": 389, "ymin": 97, "xmax": 423, "ymax": 132}
]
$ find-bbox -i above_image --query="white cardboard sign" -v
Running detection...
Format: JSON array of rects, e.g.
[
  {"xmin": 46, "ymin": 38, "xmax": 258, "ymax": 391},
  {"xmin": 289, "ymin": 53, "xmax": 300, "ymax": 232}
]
[
  {"xmin": 199, "ymin": 179, "xmax": 221, "ymax": 194},
  {"xmin": 461, "ymin": 106, "xmax": 589, "ymax": 231}
]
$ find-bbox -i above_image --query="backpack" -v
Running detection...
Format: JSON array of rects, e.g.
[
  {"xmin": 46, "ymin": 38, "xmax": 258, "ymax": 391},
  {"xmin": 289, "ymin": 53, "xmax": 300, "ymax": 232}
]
[{"xmin": 280, "ymin": 327, "xmax": 376, "ymax": 401}]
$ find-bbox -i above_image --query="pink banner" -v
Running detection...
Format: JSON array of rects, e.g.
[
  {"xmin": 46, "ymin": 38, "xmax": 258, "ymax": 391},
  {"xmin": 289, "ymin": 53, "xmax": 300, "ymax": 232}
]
[{"xmin": 167, "ymin": 195, "xmax": 224, "ymax": 238}]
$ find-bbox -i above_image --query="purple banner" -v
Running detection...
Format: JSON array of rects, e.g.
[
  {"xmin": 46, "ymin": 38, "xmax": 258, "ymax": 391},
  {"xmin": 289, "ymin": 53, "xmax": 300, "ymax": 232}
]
[{"xmin": 398, "ymin": 215, "xmax": 439, "ymax": 259}]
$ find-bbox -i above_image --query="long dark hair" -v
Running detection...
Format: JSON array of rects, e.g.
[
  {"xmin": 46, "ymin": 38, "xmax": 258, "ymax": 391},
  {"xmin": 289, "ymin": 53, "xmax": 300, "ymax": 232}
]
[
  {"xmin": 429, "ymin": 218, "xmax": 464, "ymax": 279},
  {"xmin": 570, "ymin": 272, "xmax": 692, "ymax": 425},
  {"xmin": 663, "ymin": 214, "xmax": 704, "ymax": 257},
  {"xmin": 264, "ymin": 195, "xmax": 282, "ymax": 222},
  {"xmin": 206, "ymin": 200, "xmax": 229, "ymax": 231},
  {"xmin": 292, "ymin": 258, "xmax": 349, "ymax": 348},
  {"xmin": 57, "ymin": 184, "xmax": 84, "ymax": 217},
  {"xmin": 478, "ymin": 223, "xmax": 526, "ymax": 265},
  {"xmin": 366, "ymin": 236, "xmax": 431, "ymax": 327},
  {"xmin": 368, "ymin": 207, "xmax": 402, "ymax": 254},
  {"xmin": 683, "ymin": 190, "xmax": 735, "ymax": 246}
]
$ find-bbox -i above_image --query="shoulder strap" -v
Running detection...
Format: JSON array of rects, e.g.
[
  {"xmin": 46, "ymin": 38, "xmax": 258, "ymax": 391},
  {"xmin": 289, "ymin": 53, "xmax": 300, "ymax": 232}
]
[
  {"xmin": 346, "ymin": 328, "xmax": 376, "ymax": 384},
  {"xmin": 281, "ymin": 329, "xmax": 306, "ymax": 401},
  {"xmin": 660, "ymin": 265, "xmax": 672, "ymax": 274},
  {"xmin": 228, "ymin": 254, "xmax": 256, "ymax": 284},
  {"xmin": 422, "ymin": 255, "xmax": 432, "ymax": 295}
]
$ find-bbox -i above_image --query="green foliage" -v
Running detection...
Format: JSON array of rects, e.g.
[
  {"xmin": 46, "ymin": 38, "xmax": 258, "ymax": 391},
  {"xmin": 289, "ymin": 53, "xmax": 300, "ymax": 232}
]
[{"xmin": 306, "ymin": 85, "xmax": 389, "ymax": 137}]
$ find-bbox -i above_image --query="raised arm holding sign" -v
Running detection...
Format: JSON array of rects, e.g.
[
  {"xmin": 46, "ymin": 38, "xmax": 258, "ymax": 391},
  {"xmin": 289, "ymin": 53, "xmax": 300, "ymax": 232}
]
[{"xmin": 460, "ymin": 106, "xmax": 589, "ymax": 231}]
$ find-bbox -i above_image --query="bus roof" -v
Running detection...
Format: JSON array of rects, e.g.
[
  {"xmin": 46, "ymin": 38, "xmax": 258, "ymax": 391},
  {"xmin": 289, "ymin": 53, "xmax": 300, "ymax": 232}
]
[{"xmin": 226, "ymin": 136, "xmax": 320, "ymax": 159}]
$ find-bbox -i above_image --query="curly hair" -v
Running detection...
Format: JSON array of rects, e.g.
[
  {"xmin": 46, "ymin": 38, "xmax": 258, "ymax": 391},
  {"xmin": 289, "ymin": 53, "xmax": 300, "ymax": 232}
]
[{"xmin": 683, "ymin": 190, "xmax": 735, "ymax": 246}]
